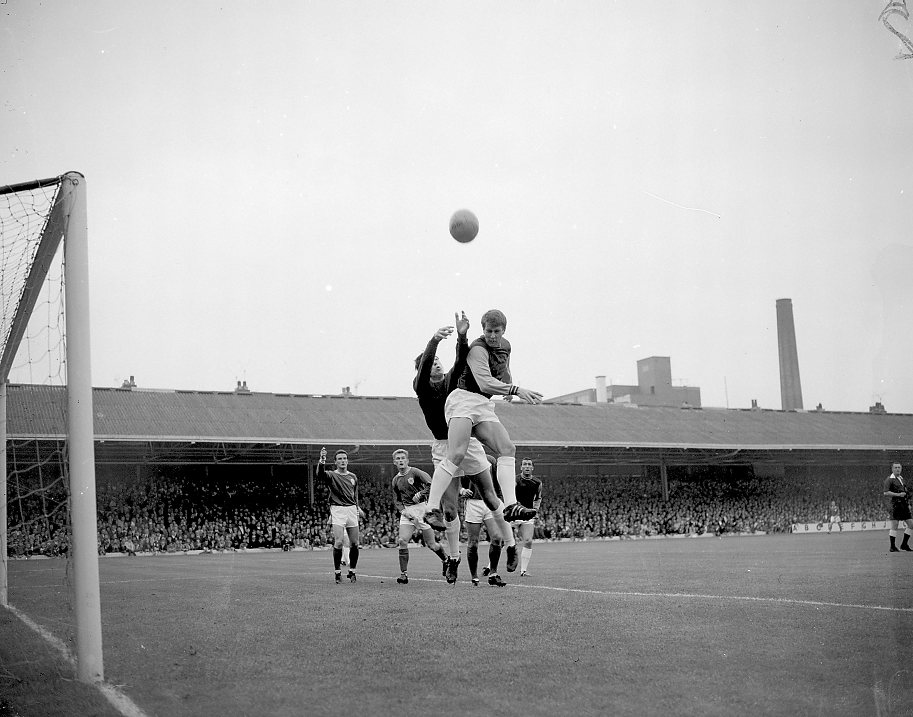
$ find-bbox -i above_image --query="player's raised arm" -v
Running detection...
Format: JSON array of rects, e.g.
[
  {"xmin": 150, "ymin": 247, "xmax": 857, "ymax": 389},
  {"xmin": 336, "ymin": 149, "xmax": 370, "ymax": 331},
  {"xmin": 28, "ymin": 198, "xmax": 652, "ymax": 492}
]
[
  {"xmin": 455, "ymin": 311, "xmax": 469, "ymax": 338},
  {"xmin": 444, "ymin": 311, "xmax": 471, "ymax": 393},
  {"xmin": 315, "ymin": 446, "xmax": 328, "ymax": 479},
  {"xmin": 413, "ymin": 324, "xmax": 454, "ymax": 392}
]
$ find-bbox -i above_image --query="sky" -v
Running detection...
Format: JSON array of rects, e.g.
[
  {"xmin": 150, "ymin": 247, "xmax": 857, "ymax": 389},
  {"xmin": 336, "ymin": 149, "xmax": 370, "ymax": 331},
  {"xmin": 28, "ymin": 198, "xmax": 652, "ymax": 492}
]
[{"xmin": 2, "ymin": 1, "xmax": 912, "ymax": 413}]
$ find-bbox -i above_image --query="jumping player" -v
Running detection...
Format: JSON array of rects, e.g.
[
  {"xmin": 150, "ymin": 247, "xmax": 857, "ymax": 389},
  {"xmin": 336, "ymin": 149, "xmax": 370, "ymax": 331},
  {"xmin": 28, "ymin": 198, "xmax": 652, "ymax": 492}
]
[
  {"xmin": 316, "ymin": 447, "xmax": 362, "ymax": 582},
  {"xmin": 413, "ymin": 315, "xmax": 471, "ymax": 578},
  {"xmin": 424, "ymin": 309, "xmax": 541, "ymax": 531},
  {"xmin": 413, "ymin": 312, "xmax": 525, "ymax": 581},
  {"xmin": 390, "ymin": 448, "xmax": 450, "ymax": 584},
  {"xmin": 884, "ymin": 461, "xmax": 913, "ymax": 552}
]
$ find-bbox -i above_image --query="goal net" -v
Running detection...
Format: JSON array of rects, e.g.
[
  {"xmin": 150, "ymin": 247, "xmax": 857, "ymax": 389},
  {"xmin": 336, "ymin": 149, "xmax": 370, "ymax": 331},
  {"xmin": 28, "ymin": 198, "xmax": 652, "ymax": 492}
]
[{"xmin": 0, "ymin": 172, "xmax": 103, "ymax": 682}]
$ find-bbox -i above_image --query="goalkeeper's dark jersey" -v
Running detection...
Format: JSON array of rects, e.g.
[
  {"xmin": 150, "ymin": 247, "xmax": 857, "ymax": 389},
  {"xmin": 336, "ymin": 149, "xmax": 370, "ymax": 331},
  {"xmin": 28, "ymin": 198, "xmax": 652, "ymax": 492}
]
[
  {"xmin": 413, "ymin": 333, "xmax": 469, "ymax": 440},
  {"xmin": 516, "ymin": 476, "xmax": 542, "ymax": 509},
  {"xmin": 316, "ymin": 463, "xmax": 358, "ymax": 506}
]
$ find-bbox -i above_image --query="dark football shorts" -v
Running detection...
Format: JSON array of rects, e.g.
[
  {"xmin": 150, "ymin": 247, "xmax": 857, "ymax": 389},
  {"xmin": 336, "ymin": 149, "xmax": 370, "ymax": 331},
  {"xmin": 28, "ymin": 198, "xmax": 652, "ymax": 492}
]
[{"xmin": 891, "ymin": 500, "xmax": 912, "ymax": 521}]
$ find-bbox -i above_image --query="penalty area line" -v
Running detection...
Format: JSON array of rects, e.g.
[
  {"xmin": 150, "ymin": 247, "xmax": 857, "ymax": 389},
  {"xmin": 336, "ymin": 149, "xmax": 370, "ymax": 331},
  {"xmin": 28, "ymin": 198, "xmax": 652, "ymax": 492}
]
[
  {"xmin": 5, "ymin": 603, "xmax": 151, "ymax": 717},
  {"xmin": 511, "ymin": 583, "xmax": 913, "ymax": 613}
]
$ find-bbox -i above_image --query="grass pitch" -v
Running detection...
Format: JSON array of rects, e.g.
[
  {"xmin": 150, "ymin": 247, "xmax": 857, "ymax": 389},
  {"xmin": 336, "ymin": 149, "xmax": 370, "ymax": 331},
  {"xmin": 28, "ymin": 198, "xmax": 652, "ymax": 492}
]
[{"xmin": 3, "ymin": 532, "xmax": 913, "ymax": 716}]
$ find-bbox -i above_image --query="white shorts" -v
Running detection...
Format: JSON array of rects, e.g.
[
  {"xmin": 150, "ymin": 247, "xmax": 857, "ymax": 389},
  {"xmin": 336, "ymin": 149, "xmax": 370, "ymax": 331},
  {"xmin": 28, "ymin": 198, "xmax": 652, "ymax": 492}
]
[
  {"xmin": 329, "ymin": 505, "xmax": 359, "ymax": 529},
  {"xmin": 464, "ymin": 498, "xmax": 494, "ymax": 524},
  {"xmin": 445, "ymin": 388, "xmax": 500, "ymax": 426},
  {"xmin": 431, "ymin": 436, "xmax": 490, "ymax": 477},
  {"xmin": 400, "ymin": 503, "xmax": 432, "ymax": 531},
  {"xmin": 514, "ymin": 518, "xmax": 535, "ymax": 528},
  {"xmin": 829, "ymin": 515, "xmax": 841, "ymax": 523}
]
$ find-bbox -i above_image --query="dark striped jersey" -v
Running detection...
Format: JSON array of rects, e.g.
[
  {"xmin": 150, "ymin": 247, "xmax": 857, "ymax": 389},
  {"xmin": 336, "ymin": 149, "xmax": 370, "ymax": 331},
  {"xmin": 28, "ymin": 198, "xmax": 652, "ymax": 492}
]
[
  {"xmin": 457, "ymin": 336, "xmax": 512, "ymax": 398},
  {"xmin": 516, "ymin": 476, "xmax": 542, "ymax": 509},
  {"xmin": 316, "ymin": 463, "xmax": 358, "ymax": 506},
  {"xmin": 391, "ymin": 466, "xmax": 432, "ymax": 511}
]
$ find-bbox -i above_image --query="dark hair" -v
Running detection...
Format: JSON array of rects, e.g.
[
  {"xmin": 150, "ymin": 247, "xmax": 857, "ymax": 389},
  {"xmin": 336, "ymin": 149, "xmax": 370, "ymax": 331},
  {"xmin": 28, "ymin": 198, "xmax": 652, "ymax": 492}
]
[
  {"xmin": 335, "ymin": 450, "xmax": 347, "ymax": 458},
  {"xmin": 481, "ymin": 309, "xmax": 507, "ymax": 330}
]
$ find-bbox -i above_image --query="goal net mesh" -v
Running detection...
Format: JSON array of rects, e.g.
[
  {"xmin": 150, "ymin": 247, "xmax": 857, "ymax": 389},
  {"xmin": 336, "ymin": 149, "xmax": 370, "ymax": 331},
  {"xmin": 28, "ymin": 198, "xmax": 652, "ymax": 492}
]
[{"xmin": 1, "ymin": 177, "xmax": 69, "ymax": 564}]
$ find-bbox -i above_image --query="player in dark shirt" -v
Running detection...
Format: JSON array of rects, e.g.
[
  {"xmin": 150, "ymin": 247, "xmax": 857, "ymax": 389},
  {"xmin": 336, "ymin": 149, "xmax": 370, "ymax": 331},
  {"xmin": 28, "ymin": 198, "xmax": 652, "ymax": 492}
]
[
  {"xmin": 316, "ymin": 447, "xmax": 363, "ymax": 583},
  {"xmin": 412, "ymin": 315, "xmax": 471, "ymax": 573},
  {"xmin": 883, "ymin": 461, "xmax": 913, "ymax": 552},
  {"xmin": 389, "ymin": 448, "xmax": 450, "ymax": 583},
  {"xmin": 514, "ymin": 458, "xmax": 543, "ymax": 576}
]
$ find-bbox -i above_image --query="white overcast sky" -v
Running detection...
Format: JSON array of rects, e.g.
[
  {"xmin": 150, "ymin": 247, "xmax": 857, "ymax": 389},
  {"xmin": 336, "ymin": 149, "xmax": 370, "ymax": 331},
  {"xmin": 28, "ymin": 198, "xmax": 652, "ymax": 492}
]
[{"xmin": 2, "ymin": 1, "xmax": 912, "ymax": 412}]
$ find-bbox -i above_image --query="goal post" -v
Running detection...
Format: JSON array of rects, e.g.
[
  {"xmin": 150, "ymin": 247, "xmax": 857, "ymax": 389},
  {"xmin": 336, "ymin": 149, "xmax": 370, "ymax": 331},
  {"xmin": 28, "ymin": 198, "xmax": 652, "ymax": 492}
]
[{"xmin": 0, "ymin": 172, "xmax": 103, "ymax": 682}]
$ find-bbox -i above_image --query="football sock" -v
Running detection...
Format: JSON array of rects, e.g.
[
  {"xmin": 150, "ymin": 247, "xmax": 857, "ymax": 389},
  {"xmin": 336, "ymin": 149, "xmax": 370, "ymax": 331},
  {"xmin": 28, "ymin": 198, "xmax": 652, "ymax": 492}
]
[
  {"xmin": 445, "ymin": 517, "xmax": 461, "ymax": 558},
  {"xmin": 427, "ymin": 459, "xmax": 458, "ymax": 510},
  {"xmin": 496, "ymin": 457, "xmax": 517, "ymax": 506},
  {"xmin": 492, "ymin": 511, "xmax": 515, "ymax": 548},
  {"xmin": 333, "ymin": 547, "xmax": 343, "ymax": 570},
  {"xmin": 521, "ymin": 547, "xmax": 532, "ymax": 572},
  {"xmin": 489, "ymin": 542, "xmax": 502, "ymax": 572},
  {"xmin": 467, "ymin": 544, "xmax": 478, "ymax": 576},
  {"xmin": 348, "ymin": 544, "xmax": 359, "ymax": 569},
  {"xmin": 398, "ymin": 547, "xmax": 409, "ymax": 572}
]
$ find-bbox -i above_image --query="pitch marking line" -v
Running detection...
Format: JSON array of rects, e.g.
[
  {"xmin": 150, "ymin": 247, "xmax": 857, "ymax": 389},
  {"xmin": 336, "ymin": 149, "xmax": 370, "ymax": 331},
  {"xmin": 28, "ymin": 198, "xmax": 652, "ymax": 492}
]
[
  {"xmin": 508, "ymin": 582, "xmax": 913, "ymax": 613},
  {"xmin": 5, "ymin": 603, "xmax": 151, "ymax": 717},
  {"xmin": 355, "ymin": 574, "xmax": 913, "ymax": 614}
]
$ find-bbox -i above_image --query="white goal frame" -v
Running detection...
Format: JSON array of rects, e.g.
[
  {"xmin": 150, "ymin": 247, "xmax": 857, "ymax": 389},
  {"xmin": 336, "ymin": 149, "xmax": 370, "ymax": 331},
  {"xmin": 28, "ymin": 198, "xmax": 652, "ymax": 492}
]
[{"xmin": 0, "ymin": 172, "xmax": 103, "ymax": 682}]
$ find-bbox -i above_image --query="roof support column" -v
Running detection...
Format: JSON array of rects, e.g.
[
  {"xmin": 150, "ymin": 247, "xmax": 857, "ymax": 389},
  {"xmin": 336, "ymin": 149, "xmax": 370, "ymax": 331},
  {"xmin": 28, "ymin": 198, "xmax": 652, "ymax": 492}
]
[{"xmin": 660, "ymin": 455, "xmax": 669, "ymax": 502}]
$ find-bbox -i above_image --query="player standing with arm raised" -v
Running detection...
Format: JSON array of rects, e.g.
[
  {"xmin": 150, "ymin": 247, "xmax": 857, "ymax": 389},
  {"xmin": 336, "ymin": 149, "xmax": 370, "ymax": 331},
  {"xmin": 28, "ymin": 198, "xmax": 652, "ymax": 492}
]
[
  {"xmin": 316, "ymin": 448, "xmax": 362, "ymax": 582},
  {"xmin": 883, "ymin": 461, "xmax": 913, "ymax": 553}
]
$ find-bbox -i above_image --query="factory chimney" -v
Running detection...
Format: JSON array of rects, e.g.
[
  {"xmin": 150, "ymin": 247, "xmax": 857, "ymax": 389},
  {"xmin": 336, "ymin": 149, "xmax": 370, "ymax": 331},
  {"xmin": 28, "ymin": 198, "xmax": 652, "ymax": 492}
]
[{"xmin": 776, "ymin": 298, "xmax": 803, "ymax": 411}]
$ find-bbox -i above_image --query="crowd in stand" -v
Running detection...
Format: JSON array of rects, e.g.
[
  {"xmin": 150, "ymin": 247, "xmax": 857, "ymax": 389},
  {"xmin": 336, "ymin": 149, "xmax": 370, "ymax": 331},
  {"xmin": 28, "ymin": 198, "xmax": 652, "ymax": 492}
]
[{"xmin": 5, "ymin": 464, "xmax": 893, "ymax": 558}]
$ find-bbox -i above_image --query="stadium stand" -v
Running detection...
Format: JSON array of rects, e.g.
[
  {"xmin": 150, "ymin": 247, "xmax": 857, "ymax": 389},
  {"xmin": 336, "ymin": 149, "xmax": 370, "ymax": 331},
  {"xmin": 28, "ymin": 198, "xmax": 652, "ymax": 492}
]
[
  {"xmin": 5, "ymin": 385, "xmax": 908, "ymax": 557},
  {"xmin": 7, "ymin": 463, "xmax": 892, "ymax": 558}
]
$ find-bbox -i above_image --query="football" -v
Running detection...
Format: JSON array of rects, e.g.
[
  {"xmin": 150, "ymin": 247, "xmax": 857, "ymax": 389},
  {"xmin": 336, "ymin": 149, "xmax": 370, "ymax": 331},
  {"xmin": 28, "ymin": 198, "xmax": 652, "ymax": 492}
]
[{"xmin": 449, "ymin": 209, "xmax": 479, "ymax": 243}]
